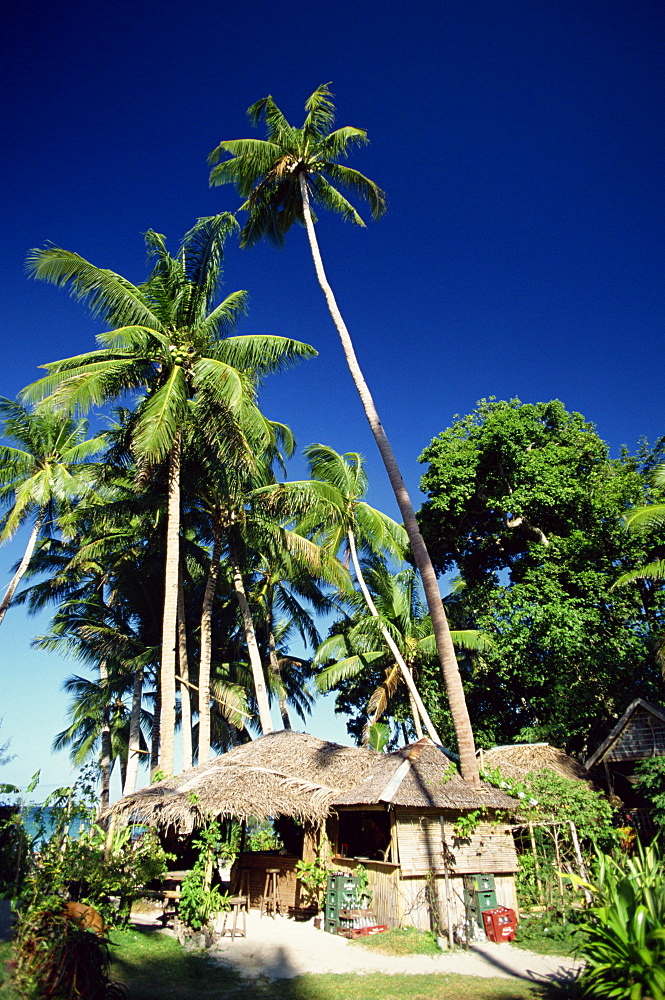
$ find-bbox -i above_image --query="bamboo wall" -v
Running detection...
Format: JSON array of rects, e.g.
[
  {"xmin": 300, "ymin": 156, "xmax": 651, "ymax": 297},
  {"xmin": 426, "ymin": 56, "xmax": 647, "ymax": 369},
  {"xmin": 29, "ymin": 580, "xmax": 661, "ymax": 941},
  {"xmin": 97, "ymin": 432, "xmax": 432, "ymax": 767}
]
[
  {"xmin": 331, "ymin": 858, "xmax": 518, "ymax": 931},
  {"xmin": 327, "ymin": 806, "xmax": 518, "ymax": 932}
]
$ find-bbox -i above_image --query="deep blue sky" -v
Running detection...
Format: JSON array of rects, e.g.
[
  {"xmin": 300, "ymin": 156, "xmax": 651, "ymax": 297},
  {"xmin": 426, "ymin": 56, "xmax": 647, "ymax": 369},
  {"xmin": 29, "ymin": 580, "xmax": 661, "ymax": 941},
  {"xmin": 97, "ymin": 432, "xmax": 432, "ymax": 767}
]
[{"xmin": 1, "ymin": 0, "xmax": 663, "ymax": 794}]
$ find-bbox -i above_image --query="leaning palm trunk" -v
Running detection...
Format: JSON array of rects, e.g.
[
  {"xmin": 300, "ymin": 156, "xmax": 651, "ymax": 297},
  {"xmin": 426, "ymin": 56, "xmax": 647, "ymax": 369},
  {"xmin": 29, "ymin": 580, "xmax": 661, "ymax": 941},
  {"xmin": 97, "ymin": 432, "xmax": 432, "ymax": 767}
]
[
  {"xmin": 347, "ymin": 529, "xmax": 439, "ymax": 745},
  {"xmin": 0, "ymin": 510, "xmax": 44, "ymax": 627},
  {"xmin": 268, "ymin": 634, "xmax": 292, "ymax": 730},
  {"xmin": 98, "ymin": 659, "xmax": 112, "ymax": 814},
  {"xmin": 123, "ymin": 663, "xmax": 144, "ymax": 796},
  {"xmin": 229, "ymin": 542, "xmax": 274, "ymax": 735},
  {"xmin": 198, "ymin": 525, "xmax": 223, "ymax": 762},
  {"xmin": 158, "ymin": 436, "xmax": 181, "ymax": 776},
  {"xmin": 177, "ymin": 563, "xmax": 192, "ymax": 770},
  {"xmin": 300, "ymin": 176, "xmax": 479, "ymax": 786}
]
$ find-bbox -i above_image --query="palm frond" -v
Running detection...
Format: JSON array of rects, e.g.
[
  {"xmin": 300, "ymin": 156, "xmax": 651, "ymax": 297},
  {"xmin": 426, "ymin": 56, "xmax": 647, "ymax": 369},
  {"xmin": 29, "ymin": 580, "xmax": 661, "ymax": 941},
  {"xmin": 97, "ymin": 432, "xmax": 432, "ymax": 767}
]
[
  {"xmin": 132, "ymin": 366, "xmax": 189, "ymax": 462},
  {"xmin": 303, "ymin": 83, "xmax": 337, "ymax": 139},
  {"xmin": 26, "ymin": 246, "xmax": 158, "ymax": 329}
]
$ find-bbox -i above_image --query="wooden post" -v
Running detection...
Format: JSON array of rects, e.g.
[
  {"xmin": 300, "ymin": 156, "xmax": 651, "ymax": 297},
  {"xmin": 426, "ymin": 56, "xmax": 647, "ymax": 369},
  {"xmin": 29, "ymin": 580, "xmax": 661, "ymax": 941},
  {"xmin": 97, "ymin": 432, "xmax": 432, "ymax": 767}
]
[
  {"xmin": 569, "ymin": 820, "xmax": 592, "ymax": 905},
  {"xmin": 528, "ymin": 822, "xmax": 544, "ymax": 903}
]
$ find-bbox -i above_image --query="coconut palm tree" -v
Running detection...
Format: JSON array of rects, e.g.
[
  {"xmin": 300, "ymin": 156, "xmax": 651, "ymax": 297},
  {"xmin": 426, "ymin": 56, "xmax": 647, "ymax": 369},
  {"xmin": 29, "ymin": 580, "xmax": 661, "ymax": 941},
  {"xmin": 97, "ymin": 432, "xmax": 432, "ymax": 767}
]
[
  {"xmin": 0, "ymin": 398, "xmax": 105, "ymax": 626},
  {"xmin": 315, "ymin": 562, "xmax": 490, "ymax": 743},
  {"xmin": 209, "ymin": 86, "xmax": 480, "ymax": 783},
  {"xmin": 23, "ymin": 215, "xmax": 316, "ymax": 776},
  {"xmin": 255, "ymin": 443, "xmax": 444, "ymax": 744}
]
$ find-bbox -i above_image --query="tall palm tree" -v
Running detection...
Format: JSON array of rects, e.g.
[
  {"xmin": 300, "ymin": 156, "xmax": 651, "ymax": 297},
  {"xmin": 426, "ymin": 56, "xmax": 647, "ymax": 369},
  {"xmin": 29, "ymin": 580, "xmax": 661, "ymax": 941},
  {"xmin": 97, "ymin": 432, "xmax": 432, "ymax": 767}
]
[
  {"xmin": 209, "ymin": 86, "xmax": 480, "ymax": 784},
  {"xmin": 256, "ymin": 443, "xmax": 443, "ymax": 744},
  {"xmin": 315, "ymin": 562, "xmax": 489, "ymax": 743},
  {"xmin": 23, "ymin": 215, "xmax": 316, "ymax": 776},
  {"xmin": 0, "ymin": 397, "xmax": 104, "ymax": 625}
]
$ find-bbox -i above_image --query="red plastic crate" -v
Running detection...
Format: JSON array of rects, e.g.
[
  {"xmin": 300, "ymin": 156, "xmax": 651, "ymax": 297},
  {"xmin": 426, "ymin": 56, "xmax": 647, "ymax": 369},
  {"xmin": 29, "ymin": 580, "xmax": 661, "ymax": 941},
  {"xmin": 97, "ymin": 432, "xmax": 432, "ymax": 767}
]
[{"xmin": 482, "ymin": 906, "xmax": 518, "ymax": 942}]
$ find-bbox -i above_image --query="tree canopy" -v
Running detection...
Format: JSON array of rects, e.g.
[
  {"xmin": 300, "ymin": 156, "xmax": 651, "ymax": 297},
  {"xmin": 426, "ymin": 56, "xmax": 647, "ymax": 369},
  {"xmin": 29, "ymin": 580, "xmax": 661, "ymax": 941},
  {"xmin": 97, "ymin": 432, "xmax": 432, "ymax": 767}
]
[{"xmin": 417, "ymin": 398, "xmax": 665, "ymax": 753}]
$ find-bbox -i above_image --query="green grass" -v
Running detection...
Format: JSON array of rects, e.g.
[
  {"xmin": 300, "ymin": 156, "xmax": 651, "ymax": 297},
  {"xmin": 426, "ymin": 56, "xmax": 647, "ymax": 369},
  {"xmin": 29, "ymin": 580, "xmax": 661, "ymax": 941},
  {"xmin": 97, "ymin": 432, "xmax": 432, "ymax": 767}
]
[
  {"xmin": 513, "ymin": 912, "xmax": 584, "ymax": 957},
  {"xmin": 351, "ymin": 927, "xmax": 442, "ymax": 956},
  {"xmin": 0, "ymin": 926, "xmax": 571, "ymax": 1000}
]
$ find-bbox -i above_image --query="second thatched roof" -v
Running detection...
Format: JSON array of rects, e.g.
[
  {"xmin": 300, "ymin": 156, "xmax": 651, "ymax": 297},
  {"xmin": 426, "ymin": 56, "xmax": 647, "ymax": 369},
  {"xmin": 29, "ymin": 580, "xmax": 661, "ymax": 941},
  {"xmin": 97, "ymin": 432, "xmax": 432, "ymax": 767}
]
[{"xmin": 478, "ymin": 743, "xmax": 592, "ymax": 783}]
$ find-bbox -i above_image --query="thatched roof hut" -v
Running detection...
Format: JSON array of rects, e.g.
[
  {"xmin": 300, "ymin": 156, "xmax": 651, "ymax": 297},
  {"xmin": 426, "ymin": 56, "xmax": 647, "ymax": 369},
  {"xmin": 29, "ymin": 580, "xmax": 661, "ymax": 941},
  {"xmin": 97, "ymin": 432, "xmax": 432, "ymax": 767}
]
[
  {"xmin": 112, "ymin": 731, "xmax": 517, "ymax": 833},
  {"xmin": 478, "ymin": 743, "xmax": 592, "ymax": 784},
  {"xmin": 335, "ymin": 738, "xmax": 517, "ymax": 810},
  {"xmin": 112, "ymin": 731, "xmax": 375, "ymax": 833}
]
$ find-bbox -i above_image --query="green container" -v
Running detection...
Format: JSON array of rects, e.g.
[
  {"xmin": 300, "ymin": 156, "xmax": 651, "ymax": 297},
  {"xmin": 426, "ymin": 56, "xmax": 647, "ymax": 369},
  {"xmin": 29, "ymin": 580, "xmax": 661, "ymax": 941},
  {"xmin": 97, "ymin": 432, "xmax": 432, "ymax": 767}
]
[
  {"xmin": 464, "ymin": 885, "xmax": 497, "ymax": 926},
  {"xmin": 464, "ymin": 873, "xmax": 496, "ymax": 893}
]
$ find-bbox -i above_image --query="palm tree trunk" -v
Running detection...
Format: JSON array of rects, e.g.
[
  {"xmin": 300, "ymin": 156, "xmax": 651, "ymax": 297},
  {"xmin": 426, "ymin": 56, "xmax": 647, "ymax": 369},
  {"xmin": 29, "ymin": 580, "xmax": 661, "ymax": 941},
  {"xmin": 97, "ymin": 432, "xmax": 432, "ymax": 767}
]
[
  {"xmin": 123, "ymin": 664, "xmax": 144, "ymax": 796},
  {"xmin": 177, "ymin": 562, "xmax": 193, "ymax": 770},
  {"xmin": 151, "ymin": 676, "xmax": 161, "ymax": 777},
  {"xmin": 300, "ymin": 175, "xmax": 479, "ymax": 786},
  {"xmin": 347, "ymin": 529, "xmax": 440, "ymax": 745},
  {"xmin": 228, "ymin": 539, "xmax": 274, "ymax": 736},
  {"xmin": 158, "ymin": 435, "xmax": 181, "ymax": 776},
  {"xmin": 0, "ymin": 510, "xmax": 44, "ymax": 626},
  {"xmin": 265, "ymin": 587, "xmax": 292, "ymax": 730},
  {"xmin": 198, "ymin": 522, "xmax": 223, "ymax": 762},
  {"xmin": 98, "ymin": 659, "xmax": 112, "ymax": 814}
]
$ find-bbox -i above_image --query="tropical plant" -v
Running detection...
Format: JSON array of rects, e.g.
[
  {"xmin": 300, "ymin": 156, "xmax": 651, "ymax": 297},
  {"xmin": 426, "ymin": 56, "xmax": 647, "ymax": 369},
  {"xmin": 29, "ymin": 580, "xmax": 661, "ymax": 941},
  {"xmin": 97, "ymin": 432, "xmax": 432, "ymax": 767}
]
[
  {"xmin": 0, "ymin": 397, "xmax": 104, "ymax": 625},
  {"xmin": 209, "ymin": 85, "xmax": 480, "ymax": 784},
  {"xmin": 569, "ymin": 842, "xmax": 665, "ymax": 999},
  {"xmin": 13, "ymin": 896, "xmax": 125, "ymax": 1000},
  {"xmin": 178, "ymin": 817, "xmax": 229, "ymax": 931},
  {"xmin": 23, "ymin": 215, "xmax": 316, "ymax": 774}
]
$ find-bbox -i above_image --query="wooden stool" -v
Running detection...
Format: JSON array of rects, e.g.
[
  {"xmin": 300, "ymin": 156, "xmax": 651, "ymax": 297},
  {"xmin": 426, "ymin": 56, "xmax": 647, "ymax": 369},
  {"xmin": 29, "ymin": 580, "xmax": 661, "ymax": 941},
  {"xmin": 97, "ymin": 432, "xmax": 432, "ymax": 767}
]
[
  {"xmin": 218, "ymin": 895, "xmax": 247, "ymax": 940},
  {"xmin": 234, "ymin": 868, "xmax": 251, "ymax": 903},
  {"xmin": 261, "ymin": 868, "xmax": 282, "ymax": 917}
]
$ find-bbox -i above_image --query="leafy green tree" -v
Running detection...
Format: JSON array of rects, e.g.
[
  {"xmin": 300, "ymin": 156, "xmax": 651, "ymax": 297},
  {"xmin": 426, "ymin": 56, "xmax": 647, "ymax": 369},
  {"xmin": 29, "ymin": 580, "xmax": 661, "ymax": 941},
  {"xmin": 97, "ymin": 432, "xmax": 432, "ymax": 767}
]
[
  {"xmin": 0, "ymin": 398, "xmax": 104, "ymax": 625},
  {"xmin": 23, "ymin": 215, "xmax": 315, "ymax": 775},
  {"xmin": 209, "ymin": 85, "xmax": 480, "ymax": 784},
  {"xmin": 417, "ymin": 398, "xmax": 665, "ymax": 752}
]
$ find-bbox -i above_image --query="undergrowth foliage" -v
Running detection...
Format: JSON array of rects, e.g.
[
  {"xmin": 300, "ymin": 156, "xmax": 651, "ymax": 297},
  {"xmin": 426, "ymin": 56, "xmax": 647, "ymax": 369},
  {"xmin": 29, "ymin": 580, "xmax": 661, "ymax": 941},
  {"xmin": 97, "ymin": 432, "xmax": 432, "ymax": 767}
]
[{"xmin": 568, "ymin": 841, "xmax": 665, "ymax": 999}]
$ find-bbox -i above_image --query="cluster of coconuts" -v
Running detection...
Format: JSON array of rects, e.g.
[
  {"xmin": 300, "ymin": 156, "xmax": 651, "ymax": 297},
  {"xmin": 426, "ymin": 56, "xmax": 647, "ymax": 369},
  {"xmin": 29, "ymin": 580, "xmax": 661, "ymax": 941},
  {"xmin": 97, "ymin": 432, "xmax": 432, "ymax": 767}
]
[{"xmin": 168, "ymin": 344, "xmax": 196, "ymax": 367}]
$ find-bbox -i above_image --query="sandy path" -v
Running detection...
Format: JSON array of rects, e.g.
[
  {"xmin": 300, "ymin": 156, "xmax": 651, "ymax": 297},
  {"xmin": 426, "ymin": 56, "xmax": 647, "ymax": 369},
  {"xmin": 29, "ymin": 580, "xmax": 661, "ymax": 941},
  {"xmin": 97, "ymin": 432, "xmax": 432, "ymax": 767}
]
[{"xmin": 208, "ymin": 911, "xmax": 582, "ymax": 985}]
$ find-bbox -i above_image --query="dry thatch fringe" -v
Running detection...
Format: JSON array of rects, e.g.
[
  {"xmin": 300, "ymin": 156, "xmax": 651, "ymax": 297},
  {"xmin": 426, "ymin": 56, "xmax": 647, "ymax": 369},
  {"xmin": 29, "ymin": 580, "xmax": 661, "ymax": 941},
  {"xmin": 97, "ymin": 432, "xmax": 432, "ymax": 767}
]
[
  {"xmin": 110, "ymin": 731, "xmax": 520, "ymax": 833},
  {"xmin": 110, "ymin": 731, "xmax": 378, "ymax": 832},
  {"xmin": 479, "ymin": 743, "xmax": 592, "ymax": 783}
]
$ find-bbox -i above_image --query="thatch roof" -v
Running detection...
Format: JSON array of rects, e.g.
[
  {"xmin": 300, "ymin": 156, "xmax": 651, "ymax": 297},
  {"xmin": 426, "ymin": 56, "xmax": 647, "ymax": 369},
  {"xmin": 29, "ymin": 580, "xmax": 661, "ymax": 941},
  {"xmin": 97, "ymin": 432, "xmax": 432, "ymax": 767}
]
[
  {"xmin": 111, "ymin": 731, "xmax": 376, "ymax": 832},
  {"xmin": 478, "ymin": 743, "xmax": 592, "ymax": 783},
  {"xmin": 111, "ymin": 732, "xmax": 517, "ymax": 832},
  {"xmin": 333, "ymin": 739, "xmax": 518, "ymax": 811},
  {"xmin": 585, "ymin": 699, "xmax": 665, "ymax": 769}
]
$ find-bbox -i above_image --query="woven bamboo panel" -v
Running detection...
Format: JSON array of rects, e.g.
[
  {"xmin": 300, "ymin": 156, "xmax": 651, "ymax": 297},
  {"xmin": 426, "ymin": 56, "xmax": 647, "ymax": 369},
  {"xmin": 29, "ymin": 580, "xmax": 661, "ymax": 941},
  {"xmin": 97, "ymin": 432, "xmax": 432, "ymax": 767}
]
[{"xmin": 396, "ymin": 812, "xmax": 518, "ymax": 875}]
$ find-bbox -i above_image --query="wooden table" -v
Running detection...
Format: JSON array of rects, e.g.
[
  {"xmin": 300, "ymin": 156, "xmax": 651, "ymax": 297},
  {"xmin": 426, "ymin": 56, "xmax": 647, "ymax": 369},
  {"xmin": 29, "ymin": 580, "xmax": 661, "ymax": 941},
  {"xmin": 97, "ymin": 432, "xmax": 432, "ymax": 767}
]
[{"xmin": 158, "ymin": 870, "xmax": 190, "ymax": 923}]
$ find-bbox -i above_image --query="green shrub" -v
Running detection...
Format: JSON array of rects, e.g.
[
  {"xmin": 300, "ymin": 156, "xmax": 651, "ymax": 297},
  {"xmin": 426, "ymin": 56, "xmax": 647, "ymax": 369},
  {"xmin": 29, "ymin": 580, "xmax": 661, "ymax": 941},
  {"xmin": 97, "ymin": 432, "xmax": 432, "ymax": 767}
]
[
  {"xmin": 13, "ymin": 896, "xmax": 125, "ymax": 1000},
  {"xmin": 571, "ymin": 842, "xmax": 665, "ymax": 999}
]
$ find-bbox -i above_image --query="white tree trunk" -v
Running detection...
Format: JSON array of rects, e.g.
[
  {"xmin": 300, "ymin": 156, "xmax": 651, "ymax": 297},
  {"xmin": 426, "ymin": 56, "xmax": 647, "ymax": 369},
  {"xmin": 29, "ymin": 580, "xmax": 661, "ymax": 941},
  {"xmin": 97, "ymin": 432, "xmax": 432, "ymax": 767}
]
[
  {"xmin": 229, "ymin": 547, "xmax": 274, "ymax": 736},
  {"xmin": 198, "ymin": 525, "xmax": 223, "ymax": 762},
  {"xmin": 177, "ymin": 563, "xmax": 192, "ymax": 770},
  {"xmin": 347, "ymin": 529, "xmax": 440, "ymax": 744},
  {"xmin": 158, "ymin": 435, "xmax": 181, "ymax": 776},
  {"xmin": 98, "ymin": 659, "xmax": 112, "ymax": 815},
  {"xmin": 123, "ymin": 664, "xmax": 144, "ymax": 796},
  {"xmin": 300, "ymin": 175, "xmax": 479, "ymax": 785},
  {"xmin": 0, "ymin": 511, "xmax": 44, "ymax": 626}
]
